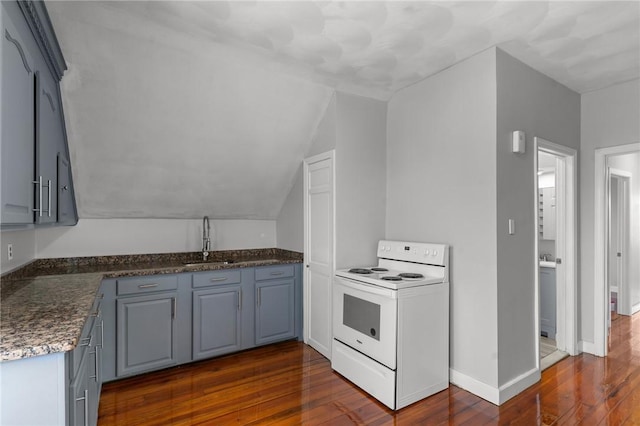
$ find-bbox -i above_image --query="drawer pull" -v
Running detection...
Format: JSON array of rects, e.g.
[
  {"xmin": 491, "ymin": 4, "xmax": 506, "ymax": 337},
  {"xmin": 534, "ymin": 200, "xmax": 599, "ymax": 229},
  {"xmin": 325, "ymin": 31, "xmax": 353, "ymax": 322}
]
[
  {"xmin": 210, "ymin": 277, "xmax": 228, "ymax": 282},
  {"xmin": 270, "ymin": 271, "xmax": 284, "ymax": 276},
  {"xmin": 75, "ymin": 389, "xmax": 89, "ymax": 426},
  {"xmin": 138, "ymin": 283, "xmax": 158, "ymax": 289}
]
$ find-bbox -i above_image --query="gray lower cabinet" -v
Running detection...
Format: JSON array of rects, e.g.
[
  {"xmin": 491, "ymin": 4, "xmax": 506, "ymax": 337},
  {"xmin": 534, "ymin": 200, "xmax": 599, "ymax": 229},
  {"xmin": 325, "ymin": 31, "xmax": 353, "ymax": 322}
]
[
  {"xmin": 69, "ymin": 293, "xmax": 102, "ymax": 426},
  {"xmin": 540, "ymin": 267, "xmax": 556, "ymax": 339},
  {"xmin": 255, "ymin": 265, "xmax": 296, "ymax": 346},
  {"xmin": 193, "ymin": 285, "xmax": 242, "ymax": 359},
  {"xmin": 69, "ymin": 352, "xmax": 89, "ymax": 426},
  {"xmin": 101, "ymin": 264, "xmax": 302, "ymax": 383},
  {"xmin": 117, "ymin": 292, "xmax": 178, "ymax": 377}
]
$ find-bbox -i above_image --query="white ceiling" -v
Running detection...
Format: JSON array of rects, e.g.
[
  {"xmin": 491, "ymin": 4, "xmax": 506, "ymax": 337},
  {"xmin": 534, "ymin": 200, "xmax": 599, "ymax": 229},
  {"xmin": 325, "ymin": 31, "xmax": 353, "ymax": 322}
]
[{"xmin": 46, "ymin": 1, "xmax": 640, "ymax": 219}]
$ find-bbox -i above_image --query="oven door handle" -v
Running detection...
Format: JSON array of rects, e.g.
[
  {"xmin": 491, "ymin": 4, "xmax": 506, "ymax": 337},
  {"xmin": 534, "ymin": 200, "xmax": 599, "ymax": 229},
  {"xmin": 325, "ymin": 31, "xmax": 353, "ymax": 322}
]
[{"xmin": 335, "ymin": 277, "xmax": 396, "ymax": 298}]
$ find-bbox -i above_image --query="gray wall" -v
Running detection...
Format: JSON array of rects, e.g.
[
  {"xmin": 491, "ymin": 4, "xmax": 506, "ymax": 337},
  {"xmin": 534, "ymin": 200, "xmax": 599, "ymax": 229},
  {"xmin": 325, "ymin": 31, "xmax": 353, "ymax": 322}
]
[
  {"xmin": 387, "ymin": 48, "xmax": 499, "ymax": 387},
  {"xmin": 580, "ymin": 79, "xmax": 640, "ymax": 343},
  {"xmin": 495, "ymin": 49, "xmax": 580, "ymax": 385},
  {"xmin": 276, "ymin": 91, "xmax": 388, "ymax": 266},
  {"xmin": 276, "ymin": 94, "xmax": 336, "ymax": 252},
  {"xmin": 334, "ymin": 92, "xmax": 387, "ymax": 269},
  {"xmin": 0, "ymin": 230, "xmax": 36, "ymax": 274}
]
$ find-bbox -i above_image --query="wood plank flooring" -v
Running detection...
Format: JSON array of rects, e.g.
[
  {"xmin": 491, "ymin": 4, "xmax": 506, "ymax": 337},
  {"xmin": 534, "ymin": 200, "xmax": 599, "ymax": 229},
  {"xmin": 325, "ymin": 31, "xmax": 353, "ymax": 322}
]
[{"xmin": 99, "ymin": 313, "xmax": 640, "ymax": 425}]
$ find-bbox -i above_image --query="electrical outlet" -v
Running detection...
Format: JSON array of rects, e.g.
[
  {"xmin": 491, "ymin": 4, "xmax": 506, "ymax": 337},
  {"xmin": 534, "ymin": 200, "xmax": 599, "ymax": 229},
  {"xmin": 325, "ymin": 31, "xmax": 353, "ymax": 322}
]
[{"xmin": 7, "ymin": 243, "xmax": 13, "ymax": 260}]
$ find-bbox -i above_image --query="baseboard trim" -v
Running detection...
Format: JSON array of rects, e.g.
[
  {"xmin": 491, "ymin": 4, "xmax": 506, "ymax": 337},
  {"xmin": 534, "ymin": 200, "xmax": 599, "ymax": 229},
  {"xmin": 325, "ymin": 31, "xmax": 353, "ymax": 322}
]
[
  {"xmin": 450, "ymin": 368, "xmax": 499, "ymax": 405},
  {"xmin": 498, "ymin": 367, "xmax": 540, "ymax": 404},
  {"xmin": 632, "ymin": 303, "xmax": 640, "ymax": 315},
  {"xmin": 450, "ymin": 367, "xmax": 540, "ymax": 406},
  {"xmin": 580, "ymin": 340, "xmax": 600, "ymax": 356}
]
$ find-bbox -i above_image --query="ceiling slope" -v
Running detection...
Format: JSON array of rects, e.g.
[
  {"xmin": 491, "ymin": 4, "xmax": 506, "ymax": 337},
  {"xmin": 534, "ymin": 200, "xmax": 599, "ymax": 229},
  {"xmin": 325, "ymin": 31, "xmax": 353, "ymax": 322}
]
[{"xmin": 47, "ymin": 1, "xmax": 334, "ymax": 219}]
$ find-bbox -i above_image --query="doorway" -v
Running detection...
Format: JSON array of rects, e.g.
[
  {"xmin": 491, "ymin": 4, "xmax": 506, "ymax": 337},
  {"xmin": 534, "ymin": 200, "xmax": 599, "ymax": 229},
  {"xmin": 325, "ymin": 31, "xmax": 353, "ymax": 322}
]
[
  {"xmin": 608, "ymin": 169, "xmax": 631, "ymax": 325},
  {"xmin": 303, "ymin": 150, "xmax": 335, "ymax": 360},
  {"xmin": 534, "ymin": 138, "xmax": 578, "ymax": 371},
  {"xmin": 594, "ymin": 144, "xmax": 640, "ymax": 357}
]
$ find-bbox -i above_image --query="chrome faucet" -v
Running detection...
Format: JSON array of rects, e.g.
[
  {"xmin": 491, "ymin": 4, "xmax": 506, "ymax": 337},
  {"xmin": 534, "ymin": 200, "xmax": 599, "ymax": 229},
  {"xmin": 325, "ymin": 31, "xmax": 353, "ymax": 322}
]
[{"xmin": 202, "ymin": 216, "xmax": 211, "ymax": 261}]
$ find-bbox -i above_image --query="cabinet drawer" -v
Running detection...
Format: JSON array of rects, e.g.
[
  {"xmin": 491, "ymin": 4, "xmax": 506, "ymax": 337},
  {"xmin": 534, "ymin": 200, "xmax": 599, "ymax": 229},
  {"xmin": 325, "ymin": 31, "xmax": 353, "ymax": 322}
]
[
  {"xmin": 255, "ymin": 265, "xmax": 294, "ymax": 281},
  {"xmin": 192, "ymin": 270, "xmax": 241, "ymax": 288},
  {"xmin": 117, "ymin": 275, "xmax": 178, "ymax": 296}
]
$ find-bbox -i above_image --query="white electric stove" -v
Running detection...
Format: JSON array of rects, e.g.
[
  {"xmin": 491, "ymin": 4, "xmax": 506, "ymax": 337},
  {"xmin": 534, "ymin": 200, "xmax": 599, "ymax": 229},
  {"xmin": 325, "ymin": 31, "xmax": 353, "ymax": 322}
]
[{"xmin": 332, "ymin": 240, "xmax": 450, "ymax": 410}]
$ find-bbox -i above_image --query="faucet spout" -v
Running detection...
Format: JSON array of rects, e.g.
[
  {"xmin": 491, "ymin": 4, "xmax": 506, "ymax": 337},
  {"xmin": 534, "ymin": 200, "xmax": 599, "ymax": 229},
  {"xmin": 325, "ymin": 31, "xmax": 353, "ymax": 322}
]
[{"xmin": 202, "ymin": 216, "xmax": 211, "ymax": 260}]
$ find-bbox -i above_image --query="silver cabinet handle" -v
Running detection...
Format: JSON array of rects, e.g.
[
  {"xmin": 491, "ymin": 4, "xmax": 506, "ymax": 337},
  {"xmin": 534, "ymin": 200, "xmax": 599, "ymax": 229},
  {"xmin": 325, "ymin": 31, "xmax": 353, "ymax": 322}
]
[
  {"xmin": 257, "ymin": 288, "xmax": 261, "ymax": 307},
  {"xmin": 76, "ymin": 389, "xmax": 88, "ymax": 426},
  {"xmin": 270, "ymin": 271, "xmax": 284, "ymax": 276},
  {"xmin": 210, "ymin": 277, "xmax": 228, "ymax": 282},
  {"xmin": 172, "ymin": 297, "xmax": 177, "ymax": 319},
  {"xmin": 138, "ymin": 283, "xmax": 158, "ymax": 289},
  {"xmin": 89, "ymin": 349, "xmax": 98, "ymax": 381},
  {"xmin": 46, "ymin": 179, "xmax": 51, "ymax": 217},
  {"xmin": 32, "ymin": 176, "xmax": 43, "ymax": 216},
  {"xmin": 237, "ymin": 289, "xmax": 242, "ymax": 311},
  {"xmin": 80, "ymin": 334, "xmax": 92, "ymax": 347},
  {"xmin": 98, "ymin": 319, "xmax": 104, "ymax": 349}
]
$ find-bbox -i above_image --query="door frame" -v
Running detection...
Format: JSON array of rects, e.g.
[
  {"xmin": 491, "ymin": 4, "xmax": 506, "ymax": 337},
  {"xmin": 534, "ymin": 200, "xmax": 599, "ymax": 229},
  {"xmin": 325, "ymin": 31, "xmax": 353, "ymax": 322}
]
[
  {"xmin": 594, "ymin": 142, "xmax": 639, "ymax": 356},
  {"xmin": 303, "ymin": 150, "xmax": 336, "ymax": 354},
  {"xmin": 534, "ymin": 137, "xmax": 578, "ymax": 359}
]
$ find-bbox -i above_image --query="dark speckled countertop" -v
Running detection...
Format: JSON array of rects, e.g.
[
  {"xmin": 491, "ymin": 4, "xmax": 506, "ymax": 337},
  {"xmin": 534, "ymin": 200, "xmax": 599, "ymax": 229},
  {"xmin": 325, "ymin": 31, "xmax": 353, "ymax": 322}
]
[{"xmin": 0, "ymin": 248, "xmax": 302, "ymax": 361}]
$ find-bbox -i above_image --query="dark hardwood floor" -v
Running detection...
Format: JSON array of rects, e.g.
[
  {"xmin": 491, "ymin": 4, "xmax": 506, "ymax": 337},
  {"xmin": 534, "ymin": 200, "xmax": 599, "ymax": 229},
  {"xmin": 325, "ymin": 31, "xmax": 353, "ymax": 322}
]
[{"xmin": 99, "ymin": 313, "xmax": 640, "ymax": 425}]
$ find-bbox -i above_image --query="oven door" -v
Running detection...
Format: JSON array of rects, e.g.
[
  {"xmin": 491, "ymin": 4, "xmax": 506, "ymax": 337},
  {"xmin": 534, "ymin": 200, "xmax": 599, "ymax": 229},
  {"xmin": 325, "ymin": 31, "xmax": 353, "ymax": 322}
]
[{"xmin": 333, "ymin": 276, "xmax": 398, "ymax": 369}]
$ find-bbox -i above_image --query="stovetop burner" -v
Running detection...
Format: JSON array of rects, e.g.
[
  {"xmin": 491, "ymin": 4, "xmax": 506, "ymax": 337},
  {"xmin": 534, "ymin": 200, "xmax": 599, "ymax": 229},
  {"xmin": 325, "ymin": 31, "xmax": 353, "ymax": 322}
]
[
  {"xmin": 371, "ymin": 267, "xmax": 388, "ymax": 272},
  {"xmin": 349, "ymin": 268, "xmax": 373, "ymax": 274},
  {"xmin": 381, "ymin": 276, "xmax": 402, "ymax": 281},
  {"xmin": 398, "ymin": 273, "xmax": 424, "ymax": 279}
]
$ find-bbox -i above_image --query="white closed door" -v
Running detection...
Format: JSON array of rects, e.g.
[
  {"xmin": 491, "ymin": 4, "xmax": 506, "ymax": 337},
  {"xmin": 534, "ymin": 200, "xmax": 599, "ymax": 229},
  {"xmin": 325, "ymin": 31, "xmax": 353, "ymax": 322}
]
[{"xmin": 304, "ymin": 151, "xmax": 334, "ymax": 359}]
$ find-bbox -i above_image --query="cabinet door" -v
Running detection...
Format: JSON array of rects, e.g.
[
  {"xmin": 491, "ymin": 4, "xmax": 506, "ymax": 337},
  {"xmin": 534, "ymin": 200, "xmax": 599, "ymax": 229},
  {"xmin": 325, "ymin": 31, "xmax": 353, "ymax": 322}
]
[
  {"xmin": 193, "ymin": 286, "xmax": 242, "ymax": 360},
  {"xmin": 1, "ymin": 9, "xmax": 35, "ymax": 225},
  {"xmin": 117, "ymin": 293, "xmax": 177, "ymax": 377},
  {"xmin": 255, "ymin": 280, "xmax": 295, "ymax": 345},
  {"xmin": 88, "ymin": 311, "xmax": 102, "ymax": 426},
  {"xmin": 34, "ymin": 69, "xmax": 63, "ymax": 223},
  {"xmin": 57, "ymin": 154, "xmax": 76, "ymax": 224},
  {"xmin": 540, "ymin": 268, "xmax": 556, "ymax": 339},
  {"xmin": 69, "ymin": 350, "xmax": 89, "ymax": 426}
]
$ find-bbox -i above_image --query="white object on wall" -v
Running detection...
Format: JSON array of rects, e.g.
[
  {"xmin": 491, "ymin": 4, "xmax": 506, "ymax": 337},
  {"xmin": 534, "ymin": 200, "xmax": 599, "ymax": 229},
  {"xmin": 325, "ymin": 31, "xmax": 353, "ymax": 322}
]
[{"xmin": 512, "ymin": 131, "xmax": 526, "ymax": 154}]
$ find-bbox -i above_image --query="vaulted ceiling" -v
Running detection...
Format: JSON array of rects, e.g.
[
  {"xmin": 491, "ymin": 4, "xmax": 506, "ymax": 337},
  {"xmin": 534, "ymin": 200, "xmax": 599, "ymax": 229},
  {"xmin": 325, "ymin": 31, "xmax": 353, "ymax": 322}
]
[{"xmin": 46, "ymin": 1, "xmax": 639, "ymax": 219}]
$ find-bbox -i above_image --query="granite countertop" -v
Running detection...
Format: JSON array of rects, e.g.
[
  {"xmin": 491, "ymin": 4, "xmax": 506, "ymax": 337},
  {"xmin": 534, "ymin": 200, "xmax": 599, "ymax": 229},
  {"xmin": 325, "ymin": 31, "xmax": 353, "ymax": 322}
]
[{"xmin": 0, "ymin": 248, "xmax": 303, "ymax": 362}]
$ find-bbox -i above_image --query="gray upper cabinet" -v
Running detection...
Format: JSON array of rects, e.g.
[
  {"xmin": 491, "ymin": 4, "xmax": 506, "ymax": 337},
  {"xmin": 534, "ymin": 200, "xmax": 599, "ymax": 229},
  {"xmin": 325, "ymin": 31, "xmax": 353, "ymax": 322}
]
[
  {"xmin": 1, "ymin": 0, "xmax": 77, "ymax": 228},
  {"xmin": 34, "ymin": 68, "xmax": 62, "ymax": 224},
  {"xmin": 1, "ymin": 6, "xmax": 36, "ymax": 225},
  {"xmin": 57, "ymin": 154, "xmax": 74, "ymax": 224}
]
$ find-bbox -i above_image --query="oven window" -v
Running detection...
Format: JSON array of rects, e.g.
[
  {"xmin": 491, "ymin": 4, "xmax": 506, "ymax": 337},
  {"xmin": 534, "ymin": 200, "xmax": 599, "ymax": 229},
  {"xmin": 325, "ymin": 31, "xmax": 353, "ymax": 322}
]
[{"xmin": 343, "ymin": 294, "xmax": 380, "ymax": 341}]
